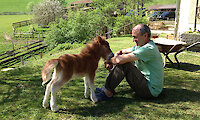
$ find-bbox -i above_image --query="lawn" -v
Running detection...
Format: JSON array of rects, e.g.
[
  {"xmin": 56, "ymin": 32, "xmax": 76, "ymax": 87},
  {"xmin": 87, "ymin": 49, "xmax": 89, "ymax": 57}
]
[
  {"xmin": 0, "ymin": 15, "xmax": 32, "ymax": 54},
  {"xmin": 0, "ymin": 0, "xmax": 77, "ymax": 13},
  {"xmin": 0, "ymin": 0, "xmax": 41, "ymax": 12},
  {"xmin": 0, "ymin": 37, "xmax": 199, "ymax": 119}
]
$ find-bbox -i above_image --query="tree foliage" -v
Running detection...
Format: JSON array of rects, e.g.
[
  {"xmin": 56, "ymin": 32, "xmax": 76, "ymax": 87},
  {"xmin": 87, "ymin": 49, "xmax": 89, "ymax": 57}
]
[
  {"xmin": 32, "ymin": 0, "xmax": 63, "ymax": 26},
  {"xmin": 45, "ymin": 10, "xmax": 102, "ymax": 50},
  {"xmin": 45, "ymin": 0, "xmax": 150, "ymax": 50}
]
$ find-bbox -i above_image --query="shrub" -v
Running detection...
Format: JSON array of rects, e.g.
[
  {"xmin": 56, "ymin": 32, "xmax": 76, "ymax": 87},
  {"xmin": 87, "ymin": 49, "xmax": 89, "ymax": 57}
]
[
  {"xmin": 50, "ymin": 43, "xmax": 84, "ymax": 53},
  {"xmin": 64, "ymin": 10, "xmax": 101, "ymax": 43},
  {"xmin": 45, "ymin": 10, "xmax": 102, "ymax": 50},
  {"xmin": 32, "ymin": 0, "xmax": 63, "ymax": 26},
  {"xmin": 45, "ymin": 18, "xmax": 68, "ymax": 50}
]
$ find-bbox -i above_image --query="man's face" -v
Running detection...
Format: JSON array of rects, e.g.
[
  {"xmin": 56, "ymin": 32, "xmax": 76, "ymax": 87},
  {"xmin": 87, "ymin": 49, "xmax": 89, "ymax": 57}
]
[{"xmin": 132, "ymin": 26, "xmax": 147, "ymax": 46}]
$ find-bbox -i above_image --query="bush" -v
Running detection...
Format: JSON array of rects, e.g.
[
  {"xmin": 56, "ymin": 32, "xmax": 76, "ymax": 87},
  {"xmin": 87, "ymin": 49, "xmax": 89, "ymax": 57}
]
[
  {"xmin": 64, "ymin": 10, "xmax": 101, "ymax": 43},
  {"xmin": 45, "ymin": 10, "xmax": 102, "ymax": 50},
  {"xmin": 45, "ymin": 18, "xmax": 68, "ymax": 50},
  {"xmin": 113, "ymin": 14, "xmax": 148, "ymax": 36},
  {"xmin": 32, "ymin": 0, "xmax": 63, "ymax": 26},
  {"xmin": 45, "ymin": 0, "xmax": 149, "ymax": 50},
  {"xmin": 50, "ymin": 43, "xmax": 84, "ymax": 53}
]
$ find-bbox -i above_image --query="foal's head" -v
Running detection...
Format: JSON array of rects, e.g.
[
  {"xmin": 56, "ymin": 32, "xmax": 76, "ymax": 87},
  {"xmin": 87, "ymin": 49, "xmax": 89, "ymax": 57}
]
[{"xmin": 93, "ymin": 36, "xmax": 113, "ymax": 60}]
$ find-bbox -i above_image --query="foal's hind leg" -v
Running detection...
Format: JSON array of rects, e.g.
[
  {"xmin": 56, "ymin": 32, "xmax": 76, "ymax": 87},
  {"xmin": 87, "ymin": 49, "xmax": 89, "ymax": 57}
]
[
  {"xmin": 42, "ymin": 80, "xmax": 53, "ymax": 108},
  {"xmin": 50, "ymin": 77, "xmax": 66, "ymax": 112},
  {"xmin": 43, "ymin": 72, "xmax": 56, "ymax": 108}
]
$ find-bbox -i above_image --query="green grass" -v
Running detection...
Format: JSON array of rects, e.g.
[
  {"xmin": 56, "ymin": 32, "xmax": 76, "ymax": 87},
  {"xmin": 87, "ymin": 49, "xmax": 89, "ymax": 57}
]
[
  {"xmin": 0, "ymin": 0, "xmax": 41, "ymax": 13},
  {"xmin": 0, "ymin": 37, "xmax": 200, "ymax": 119},
  {"xmin": 0, "ymin": 0, "xmax": 78, "ymax": 13},
  {"xmin": 0, "ymin": 15, "xmax": 32, "ymax": 54},
  {"xmin": 145, "ymin": 0, "xmax": 177, "ymax": 7}
]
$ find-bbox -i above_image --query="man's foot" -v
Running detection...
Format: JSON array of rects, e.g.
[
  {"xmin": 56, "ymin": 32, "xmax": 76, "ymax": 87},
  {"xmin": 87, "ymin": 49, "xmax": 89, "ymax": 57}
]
[{"xmin": 95, "ymin": 91, "xmax": 113, "ymax": 102}]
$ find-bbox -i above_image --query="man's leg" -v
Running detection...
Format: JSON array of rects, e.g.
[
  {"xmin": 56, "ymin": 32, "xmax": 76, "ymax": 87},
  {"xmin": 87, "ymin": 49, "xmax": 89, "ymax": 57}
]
[
  {"xmin": 96, "ymin": 62, "xmax": 153, "ymax": 101},
  {"xmin": 95, "ymin": 63, "xmax": 126, "ymax": 101},
  {"xmin": 105, "ymin": 62, "xmax": 153, "ymax": 98},
  {"xmin": 124, "ymin": 63, "xmax": 153, "ymax": 98}
]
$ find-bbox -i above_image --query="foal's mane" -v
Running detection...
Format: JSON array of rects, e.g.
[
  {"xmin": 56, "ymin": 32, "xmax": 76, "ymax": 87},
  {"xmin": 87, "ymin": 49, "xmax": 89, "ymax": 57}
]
[
  {"xmin": 80, "ymin": 40, "xmax": 100, "ymax": 56},
  {"xmin": 80, "ymin": 37, "xmax": 103, "ymax": 56}
]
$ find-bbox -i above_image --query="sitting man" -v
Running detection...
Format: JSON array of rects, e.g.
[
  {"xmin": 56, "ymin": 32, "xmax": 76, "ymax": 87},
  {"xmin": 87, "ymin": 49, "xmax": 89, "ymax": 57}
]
[{"xmin": 96, "ymin": 24, "xmax": 164, "ymax": 101}]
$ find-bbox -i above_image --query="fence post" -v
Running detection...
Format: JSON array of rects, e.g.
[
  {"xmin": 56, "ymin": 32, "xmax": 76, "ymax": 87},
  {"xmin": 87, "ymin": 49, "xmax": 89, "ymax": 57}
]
[
  {"xmin": 38, "ymin": 34, "xmax": 40, "ymax": 41},
  {"xmin": 32, "ymin": 31, "xmax": 34, "ymax": 40},
  {"xmin": 40, "ymin": 52, "xmax": 42, "ymax": 59},
  {"xmin": 124, "ymin": 26, "xmax": 126, "ymax": 35},
  {"xmin": 27, "ymin": 37, "xmax": 29, "ymax": 50},
  {"xmin": 20, "ymin": 56, "xmax": 24, "ymax": 66}
]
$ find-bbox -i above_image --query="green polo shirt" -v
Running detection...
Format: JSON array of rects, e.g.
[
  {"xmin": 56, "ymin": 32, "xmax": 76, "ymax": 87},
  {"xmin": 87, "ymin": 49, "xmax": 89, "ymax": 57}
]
[{"xmin": 132, "ymin": 40, "xmax": 164, "ymax": 97}]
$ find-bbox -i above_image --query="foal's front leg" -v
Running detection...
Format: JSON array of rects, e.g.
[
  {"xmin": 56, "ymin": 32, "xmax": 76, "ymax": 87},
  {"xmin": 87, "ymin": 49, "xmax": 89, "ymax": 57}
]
[
  {"xmin": 84, "ymin": 76, "xmax": 90, "ymax": 99},
  {"xmin": 84, "ymin": 75, "xmax": 97, "ymax": 102},
  {"xmin": 88, "ymin": 74, "xmax": 97, "ymax": 103}
]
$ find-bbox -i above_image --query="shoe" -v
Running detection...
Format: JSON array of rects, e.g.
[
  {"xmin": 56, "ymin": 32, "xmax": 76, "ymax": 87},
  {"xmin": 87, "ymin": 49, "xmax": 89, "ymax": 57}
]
[
  {"xmin": 96, "ymin": 91, "xmax": 113, "ymax": 102},
  {"xmin": 96, "ymin": 87, "xmax": 105, "ymax": 93}
]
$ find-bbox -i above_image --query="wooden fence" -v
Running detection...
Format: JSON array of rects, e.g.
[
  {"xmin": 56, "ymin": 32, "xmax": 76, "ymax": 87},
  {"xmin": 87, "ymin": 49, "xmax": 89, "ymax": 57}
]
[
  {"xmin": 12, "ymin": 19, "xmax": 47, "ymax": 39},
  {"xmin": 0, "ymin": 40, "xmax": 46, "ymax": 68},
  {"xmin": 0, "ymin": 20, "xmax": 49, "ymax": 69}
]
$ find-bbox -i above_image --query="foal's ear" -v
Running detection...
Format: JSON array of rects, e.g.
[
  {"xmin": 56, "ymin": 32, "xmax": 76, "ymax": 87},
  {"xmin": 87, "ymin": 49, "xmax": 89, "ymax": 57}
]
[
  {"xmin": 97, "ymin": 36, "xmax": 106, "ymax": 43},
  {"xmin": 97, "ymin": 36, "xmax": 102, "ymax": 42},
  {"xmin": 94, "ymin": 36, "xmax": 103, "ymax": 44}
]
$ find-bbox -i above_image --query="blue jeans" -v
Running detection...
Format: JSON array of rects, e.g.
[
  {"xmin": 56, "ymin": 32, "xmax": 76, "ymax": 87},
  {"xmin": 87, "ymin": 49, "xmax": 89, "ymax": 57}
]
[{"xmin": 105, "ymin": 62, "xmax": 154, "ymax": 98}]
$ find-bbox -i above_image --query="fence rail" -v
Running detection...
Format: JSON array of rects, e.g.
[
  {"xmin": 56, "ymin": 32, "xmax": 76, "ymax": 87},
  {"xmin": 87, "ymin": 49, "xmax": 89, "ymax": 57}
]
[
  {"xmin": 13, "ymin": 20, "xmax": 32, "ymax": 30},
  {"xmin": 0, "ymin": 40, "xmax": 46, "ymax": 68}
]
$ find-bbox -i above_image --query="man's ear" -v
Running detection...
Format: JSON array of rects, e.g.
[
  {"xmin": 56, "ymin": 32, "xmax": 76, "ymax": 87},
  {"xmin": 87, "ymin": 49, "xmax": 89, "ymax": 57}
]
[{"xmin": 144, "ymin": 33, "xmax": 148, "ymax": 38}]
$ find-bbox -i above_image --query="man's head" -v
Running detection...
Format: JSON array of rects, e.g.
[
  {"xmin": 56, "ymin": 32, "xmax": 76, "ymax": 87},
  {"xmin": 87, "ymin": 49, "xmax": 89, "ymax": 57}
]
[{"xmin": 132, "ymin": 24, "xmax": 151, "ymax": 46}]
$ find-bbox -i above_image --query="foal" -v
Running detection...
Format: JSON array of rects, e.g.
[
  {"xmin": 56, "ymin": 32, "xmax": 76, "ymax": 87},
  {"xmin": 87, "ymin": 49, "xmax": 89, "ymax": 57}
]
[{"xmin": 42, "ymin": 36, "xmax": 113, "ymax": 112}]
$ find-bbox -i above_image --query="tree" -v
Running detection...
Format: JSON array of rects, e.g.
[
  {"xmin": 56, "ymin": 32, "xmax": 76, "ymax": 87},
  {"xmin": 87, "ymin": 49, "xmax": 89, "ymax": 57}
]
[
  {"xmin": 45, "ymin": 0, "xmax": 151, "ymax": 49},
  {"xmin": 32, "ymin": 0, "xmax": 63, "ymax": 26},
  {"xmin": 91, "ymin": 0, "xmax": 149, "ymax": 36}
]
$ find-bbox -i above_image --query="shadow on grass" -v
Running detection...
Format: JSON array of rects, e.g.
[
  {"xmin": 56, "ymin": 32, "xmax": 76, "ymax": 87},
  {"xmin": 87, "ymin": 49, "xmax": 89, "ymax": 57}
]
[
  {"xmin": 1, "ymin": 64, "xmax": 199, "ymax": 118},
  {"xmin": 52, "ymin": 63, "xmax": 200, "ymax": 117},
  {"xmin": 0, "ymin": 66, "xmax": 44, "ymax": 106},
  {"xmin": 157, "ymin": 88, "xmax": 200, "ymax": 103},
  {"xmin": 166, "ymin": 62, "xmax": 200, "ymax": 72},
  {"xmin": 55, "ymin": 87, "xmax": 200, "ymax": 117}
]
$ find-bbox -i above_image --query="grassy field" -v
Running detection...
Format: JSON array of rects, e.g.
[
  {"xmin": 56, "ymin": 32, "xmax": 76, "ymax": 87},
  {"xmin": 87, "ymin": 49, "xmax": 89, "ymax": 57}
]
[
  {"xmin": 0, "ymin": 0, "xmax": 41, "ymax": 12},
  {"xmin": 0, "ymin": 37, "xmax": 200, "ymax": 119},
  {"xmin": 145, "ymin": 0, "xmax": 176, "ymax": 7},
  {"xmin": 0, "ymin": 15, "xmax": 32, "ymax": 54},
  {"xmin": 0, "ymin": 0, "xmax": 77, "ymax": 13}
]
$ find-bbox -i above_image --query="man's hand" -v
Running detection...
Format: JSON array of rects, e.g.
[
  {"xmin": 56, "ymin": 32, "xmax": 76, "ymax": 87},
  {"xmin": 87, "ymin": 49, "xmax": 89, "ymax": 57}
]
[
  {"xmin": 115, "ymin": 50, "xmax": 123, "ymax": 56},
  {"xmin": 104, "ymin": 60, "xmax": 113, "ymax": 70}
]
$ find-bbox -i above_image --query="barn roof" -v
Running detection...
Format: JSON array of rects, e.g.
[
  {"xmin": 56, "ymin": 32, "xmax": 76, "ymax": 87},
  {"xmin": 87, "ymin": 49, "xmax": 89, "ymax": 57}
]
[
  {"xmin": 70, "ymin": 0, "xmax": 93, "ymax": 5},
  {"xmin": 147, "ymin": 4, "xmax": 176, "ymax": 10}
]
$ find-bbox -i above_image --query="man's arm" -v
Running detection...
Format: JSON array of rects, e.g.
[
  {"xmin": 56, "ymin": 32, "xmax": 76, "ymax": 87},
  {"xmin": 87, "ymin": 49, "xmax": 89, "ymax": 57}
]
[
  {"xmin": 104, "ymin": 47, "xmax": 138, "ymax": 70},
  {"xmin": 111, "ymin": 53, "xmax": 139, "ymax": 65},
  {"xmin": 115, "ymin": 48, "xmax": 133, "ymax": 56}
]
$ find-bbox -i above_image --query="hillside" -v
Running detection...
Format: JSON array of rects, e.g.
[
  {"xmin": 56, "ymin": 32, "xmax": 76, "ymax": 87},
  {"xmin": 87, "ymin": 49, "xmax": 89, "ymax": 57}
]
[
  {"xmin": 0, "ymin": 0, "xmax": 77, "ymax": 13},
  {"xmin": 145, "ymin": 0, "xmax": 177, "ymax": 7},
  {"xmin": 0, "ymin": 0, "xmax": 177, "ymax": 13},
  {"xmin": 0, "ymin": 0, "xmax": 41, "ymax": 12}
]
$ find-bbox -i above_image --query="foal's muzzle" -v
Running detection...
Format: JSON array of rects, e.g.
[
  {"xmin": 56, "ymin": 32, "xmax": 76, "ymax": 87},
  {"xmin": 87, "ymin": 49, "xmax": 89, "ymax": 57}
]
[{"xmin": 106, "ymin": 52, "xmax": 114, "ymax": 60}]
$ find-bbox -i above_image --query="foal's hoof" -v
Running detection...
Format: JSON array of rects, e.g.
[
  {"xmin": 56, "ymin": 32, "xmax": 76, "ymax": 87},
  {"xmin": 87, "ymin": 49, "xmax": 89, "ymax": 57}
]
[
  {"xmin": 42, "ymin": 103, "xmax": 50, "ymax": 109},
  {"xmin": 91, "ymin": 97, "xmax": 98, "ymax": 103},
  {"xmin": 51, "ymin": 106, "xmax": 59, "ymax": 112}
]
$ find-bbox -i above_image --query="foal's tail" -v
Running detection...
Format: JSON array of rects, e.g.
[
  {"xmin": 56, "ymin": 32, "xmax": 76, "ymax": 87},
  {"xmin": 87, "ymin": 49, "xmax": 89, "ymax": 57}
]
[{"xmin": 42, "ymin": 59, "xmax": 58, "ymax": 86}]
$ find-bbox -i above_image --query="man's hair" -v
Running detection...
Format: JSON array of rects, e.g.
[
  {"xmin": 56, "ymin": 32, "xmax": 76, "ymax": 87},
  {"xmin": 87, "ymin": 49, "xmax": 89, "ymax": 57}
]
[{"xmin": 139, "ymin": 24, "xmax": 151, "ymax": 38}]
